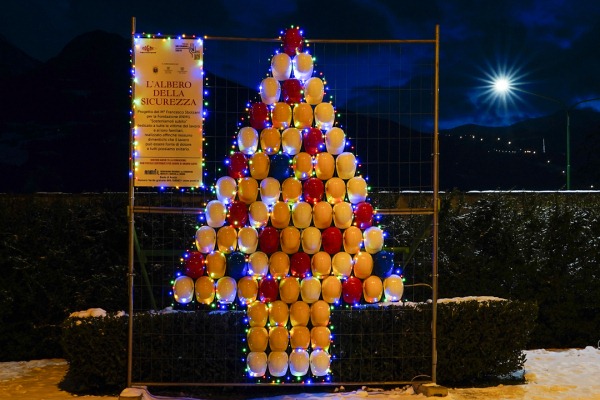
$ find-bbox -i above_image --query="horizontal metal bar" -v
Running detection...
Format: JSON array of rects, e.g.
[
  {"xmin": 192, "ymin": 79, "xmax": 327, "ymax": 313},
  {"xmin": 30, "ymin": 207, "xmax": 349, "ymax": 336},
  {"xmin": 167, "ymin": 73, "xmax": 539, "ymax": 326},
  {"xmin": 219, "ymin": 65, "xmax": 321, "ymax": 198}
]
[
  {"xmin": 377, "ymin": 208, "xmax": 434, "ymax": 215},
  {"xmin": 203, "ymin": 36, "xmax": 436, "ymax": 44},
  {"xmin": 131, "ymin": 380, "xmax": 431, "ymax": 387},
  {"xmin": 132, "ymin": 206, "xmax": 434, "ymax": 216},
  {"xmin": 307, "ymin": 39, "xmax": 436, "ymax": 44},
  {"xmin": 132, "ymin": 206, "xmax": 204, "ymax": 214}
]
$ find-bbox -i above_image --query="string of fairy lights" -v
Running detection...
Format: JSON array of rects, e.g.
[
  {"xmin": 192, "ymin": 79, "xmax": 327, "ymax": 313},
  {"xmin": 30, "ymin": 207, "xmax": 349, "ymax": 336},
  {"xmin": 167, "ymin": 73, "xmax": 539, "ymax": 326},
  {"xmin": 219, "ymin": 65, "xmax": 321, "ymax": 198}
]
[{"xmin": 133, "ymin": 26, "xmax": 408, "ymax": 385}]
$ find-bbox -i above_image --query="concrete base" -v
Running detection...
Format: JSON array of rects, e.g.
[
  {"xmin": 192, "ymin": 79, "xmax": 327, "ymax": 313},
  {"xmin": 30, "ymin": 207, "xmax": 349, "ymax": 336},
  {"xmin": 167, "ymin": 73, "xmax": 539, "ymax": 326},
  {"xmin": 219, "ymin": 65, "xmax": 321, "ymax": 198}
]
[{"xmin": 413, "ymin": 383, "xmax": 449, "ymax": 397}]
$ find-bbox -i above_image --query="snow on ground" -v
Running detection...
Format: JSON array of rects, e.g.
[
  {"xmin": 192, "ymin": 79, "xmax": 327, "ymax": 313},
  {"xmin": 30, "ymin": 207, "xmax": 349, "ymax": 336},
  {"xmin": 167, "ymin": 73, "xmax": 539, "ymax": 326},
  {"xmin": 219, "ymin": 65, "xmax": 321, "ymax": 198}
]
[{"xmin": 1, "ymin": 347, "xmax": 599, "ymax": 399}]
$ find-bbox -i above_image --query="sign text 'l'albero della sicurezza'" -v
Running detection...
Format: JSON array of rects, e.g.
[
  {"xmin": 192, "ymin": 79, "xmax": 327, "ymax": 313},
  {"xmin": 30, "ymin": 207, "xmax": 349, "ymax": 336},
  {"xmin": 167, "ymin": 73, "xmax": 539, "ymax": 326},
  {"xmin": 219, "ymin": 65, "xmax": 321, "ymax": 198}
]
[{"xmin": 133, "ymin": 37, "xmax": 203, "ymax": 187}]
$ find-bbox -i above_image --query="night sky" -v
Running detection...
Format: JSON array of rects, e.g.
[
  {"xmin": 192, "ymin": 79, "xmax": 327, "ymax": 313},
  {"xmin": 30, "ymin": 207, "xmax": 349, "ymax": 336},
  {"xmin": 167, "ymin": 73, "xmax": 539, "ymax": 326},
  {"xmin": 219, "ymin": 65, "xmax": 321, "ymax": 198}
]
[{"xmin": 2, "ymin": 0, "xmax": 600, "ymax": 129}]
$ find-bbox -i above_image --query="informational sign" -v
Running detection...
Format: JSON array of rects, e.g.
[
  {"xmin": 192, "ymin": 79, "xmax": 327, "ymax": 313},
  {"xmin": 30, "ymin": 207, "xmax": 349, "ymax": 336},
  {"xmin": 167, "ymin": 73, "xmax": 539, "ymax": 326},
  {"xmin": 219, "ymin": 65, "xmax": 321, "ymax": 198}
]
[{"xmin": 132, "ymin": 37, "xmax": 203, "ymax": 187}]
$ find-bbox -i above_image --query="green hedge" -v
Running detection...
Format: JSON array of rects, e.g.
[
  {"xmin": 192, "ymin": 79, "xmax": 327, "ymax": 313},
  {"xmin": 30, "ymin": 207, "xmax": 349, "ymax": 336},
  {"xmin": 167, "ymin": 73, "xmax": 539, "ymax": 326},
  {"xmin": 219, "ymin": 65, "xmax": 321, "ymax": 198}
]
[
  {"xmin": 436, "ymin": 299, "xmax": 537, "ymax": 384},
  {"xmin": 60, "ymin": 299, "xmax": 537, "ymax": 393},
  {"xmin": 437, "ymin": 191, "xmax": 600, "ymax": 348},
  {"xmin": 1, "ymin": 192, "xmax": 598, "ymax": 362},
  {"xmin": 0, "ymin": 194, "xmax": 128, "ymax": 361},
  {"xmin": 60, "ymin": 313, "xmax": 128, "ymax": 394}
]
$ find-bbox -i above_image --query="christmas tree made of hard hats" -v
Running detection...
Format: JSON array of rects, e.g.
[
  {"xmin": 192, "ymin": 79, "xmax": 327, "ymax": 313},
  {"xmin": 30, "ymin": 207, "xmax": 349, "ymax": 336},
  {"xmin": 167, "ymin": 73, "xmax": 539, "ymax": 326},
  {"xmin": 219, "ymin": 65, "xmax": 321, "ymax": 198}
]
[{"xmin": 172, "ymin": 26, "xmax": 404, "ymax": 381}]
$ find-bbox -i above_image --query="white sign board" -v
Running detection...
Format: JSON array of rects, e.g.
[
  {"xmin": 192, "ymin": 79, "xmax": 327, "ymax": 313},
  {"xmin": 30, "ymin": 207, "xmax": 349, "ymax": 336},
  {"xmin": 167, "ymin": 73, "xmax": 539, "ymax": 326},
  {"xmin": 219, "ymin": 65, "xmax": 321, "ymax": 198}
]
[{"xmin": 132, "ymin": 37, "xmax": 203, "ymax": 187}]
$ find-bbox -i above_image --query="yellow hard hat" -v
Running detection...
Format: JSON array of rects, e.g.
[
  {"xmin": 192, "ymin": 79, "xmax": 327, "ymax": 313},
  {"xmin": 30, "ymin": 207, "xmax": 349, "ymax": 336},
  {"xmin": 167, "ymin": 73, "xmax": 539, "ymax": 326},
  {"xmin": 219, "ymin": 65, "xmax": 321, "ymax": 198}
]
[
  {"xmin": 353, "ymin": 251, "xmax": 373, "ymax": 279},
  {"xmin": 363, "ymin": 226, "xmax": 384, "ymax": 254},
  {"xmin": 300, "ymin": 276, "xmax": 322, "ymax": 304},
  {"xmin": 332, "ymin": 251, "xmax": 353, "ymax": 278},
  {"xmin": 247, "ymin": 300, "xmax": 268, "ymax": 326},
  {"xmin": 313, "ymin": 201, "xmax": 333, "ymax": 229},
  {"xmin": 279, "ymin": 276, "xmax": 300, "ymax": 304},
  {"xmin": 314, "ymin": 102, "xmax": 334, "ymax": 130},
  {"xmin": 268, "ymin": 325, "xmax": 289, "ymax": 351},
  {"xmin": 325, "ymin": 177, "xmax": 346, "ymax": 204},
  {"xmin": 271, "ymin": 201, "xmax": 291, "ymax": 229},
  {"xmin": 269, "ymin": 251, "xmax": 290, "ymax": 278},
  {"xmin": 311, "ymin": 251, "xmax": 332, "ymax": 278},
  {"xmin": 215, "ymin": 276, "xmax": 237, "ymax": 304},
  {"xmin": 304, "ymin": 77, "xmax": 324, "ymax": 105},
  {"xmin": 363, "ymin": 275, "xmax": 383, "ymax": 303},
  {"xmin": 237, "ymin": 226, "xmax": 258, "ymax": 254},
  {"xmin": 246, "ymin": 351, "xmax": 267, "ymax": 377},
  {"xmin": 260, "ymin": 127, "xmax": 281, "ymax": 155},
  {"xmin": 335, "ymin": 152, "xmax": 357, "ymax": 180},
  {"xmin": 237, "ymin": 276, "xmax": 258, "ymax": 305},
  {"xmin": 289, "ymin": 300, "xmax": 310, "ymax": 326},
  {"xmin": 249, "ymin": 151, "xmax": 270, "ymax": 180},
  {"xmin": 315, "ymin": 152, "xmax": 335, "ymax": 180},
  {"xmin": 247, "ymin": 326, "xmax": 269, "ymax": 352},
  {"xmin": 293, "ymin": 103, "xmax": 314, "ymax": 129},
  {"xmin": 271, "ymin": 52, "xmax": 292, "ymax": 81},
  {"xmin": 194, "ymin": 276, "xmax": 215, "ymax": 305},
  {"xmin": 282, "ymin": 177, "xmax": 303, "ymax": 203},
  {"xmin": 269, "ymin": 301, "xmax": 290, "ymax": 328},
  {"xmin": 238, "ymin": 177, "xmax": 259, "ymax": 204},
  {"xmin": 293, "ymin": 152, "xmax": 313, "ymax": 181},
  {"xmin": 343, "ymin": 226, "xmax": 363, "ymax": 254},
  {"xmin": 272, "ymin": 102, "xmax": 292, "ymax": 130},
  {"xmin": 301, "ymin": 226, "xmax": 322, "ymax": 255},
  {"xmin": 332, "ymin": 202, "xmax": 353, "ymax": 229},
  {"xmin": 237, "ymin": 126, "xmax": 259, "ymax": 155},
  {"xmin": 282, "ymin": 127, "xmax": 303, "ymax": 155},
  {"xmin": 310, "ymin": 300, "xmax": 330, "ymax": 327},
  {"xmin": 290, "ymin": 326, "xmax": 311, "ymax": 349},
  {"xmin": 325, "ymin": 127, "xmax": 346, "ymax": 155},
  {"xmin": 216, "ymin": 225, "xmax": 237, "ymax": 254},
  {"xmin": 280, "ymin": 226, "xmax": 301, "ymax": 254},
  {"xmin": 267, "ymin": 351, "xmax": 288, "ymax": 377},
  {"xmin": 321, "ymin": 275, "xmax": 342, "ymax": 304},
  {"xmin": 347, "ymin": 176, "xmax": 368, "ymax": 204},
  {"xmin": 293, "ymin": 52, "xmax": 314, "ymax": 81},
  {"xmin": 195, "ymin": 226, "xmax": 216, "ymax": 254}
]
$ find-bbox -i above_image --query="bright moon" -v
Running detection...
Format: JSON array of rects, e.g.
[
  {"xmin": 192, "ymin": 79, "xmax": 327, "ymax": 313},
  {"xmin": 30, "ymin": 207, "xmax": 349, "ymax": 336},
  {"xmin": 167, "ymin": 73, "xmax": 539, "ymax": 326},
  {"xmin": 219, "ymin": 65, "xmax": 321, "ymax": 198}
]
[{"xmin": 494, "ymin": 78, "xmax": 511, "ymax": 93}]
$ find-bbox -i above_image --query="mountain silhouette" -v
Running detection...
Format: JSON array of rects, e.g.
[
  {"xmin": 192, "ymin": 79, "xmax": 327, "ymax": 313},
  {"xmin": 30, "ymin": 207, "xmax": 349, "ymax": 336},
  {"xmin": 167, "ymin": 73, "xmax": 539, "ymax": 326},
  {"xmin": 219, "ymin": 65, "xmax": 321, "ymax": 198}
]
[
  {"xmin": 0, "ymin": 34, "xmax": 41, "ymax": 77},
  {"xmin": 440, "ymin": 110, "xmax": 600, "ymax": 190},
  {"xmin": 0, "ymin": 30, "xmax": 598, "ymax": 193}
]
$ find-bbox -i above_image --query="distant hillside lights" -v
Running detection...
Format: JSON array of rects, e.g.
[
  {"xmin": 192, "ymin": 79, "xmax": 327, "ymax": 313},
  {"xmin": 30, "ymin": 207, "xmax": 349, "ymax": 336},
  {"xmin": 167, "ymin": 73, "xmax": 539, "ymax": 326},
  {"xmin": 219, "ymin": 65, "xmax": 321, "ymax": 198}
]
[{"xmin": 454, "ymin": 133, "xmax": 538, "ymax": 156}]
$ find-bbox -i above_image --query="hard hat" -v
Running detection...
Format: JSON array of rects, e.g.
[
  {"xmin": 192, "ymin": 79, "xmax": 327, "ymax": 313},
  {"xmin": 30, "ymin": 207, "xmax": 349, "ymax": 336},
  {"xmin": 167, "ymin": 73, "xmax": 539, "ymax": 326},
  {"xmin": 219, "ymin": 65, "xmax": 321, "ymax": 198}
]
[
  {"xmin": 335, "ymin": 152, "xmax": 357, "ymax": 180},
  {"xmin": 195, "ymin": 276, "xmax": 215, "ymax": 304},
  {"xmin": 314, "ymin": 102, "xmax": 334, "ymax": 130},
  {"xmin": 260, "ymin": 127, "xmax": 281, "ymax": 155},
  {"xmin": 271, "ymin": 52, "xmax": 292, "ymax": 81},
  {"xmin": 173, "ymin": 276, "xmax": 194, "ymax": 304},
  {"xmin": 272, "ymin": 102, "xmax": 292, "ymax": 130},
  {"xmin": 216, "ymin": 225, "xmax": 237, "ymax": 254},
  {"xmin": 195, "ymin": 226, "xmax": 216, "ymax": 254},
  {"xmin": 238, "ymin": 177, "xmax": 259, "ymax": 204},
  {"xmin": 313, "ymin": 201, "xmax": 333, "ymax": 229},
  {"xmin": 237, "ymin": 226, "xmax": 258, "ymax": 254},
  {"xmin": 282, "ymin": 127, "xmax": 302, "ymax": 155},
  {"xmin": 280, "ymin": 226, "xmax": 301, "ymax": 254},
  {"xmin": 304, "ymin": 77, "xmax": 324, "ymax": 105},
  {"xmin": 216, "ymin": 176, "xmax": 237, "ymax": 204},
  {"xmin": 292, "ymin": 52, "xmax": 313, "ymax": 81},
  {"xmin": 237, "ymin": 126, "xmax": 259, "ymax": 155},
  {"xmin": 332, "ymin": 252, "xmax": 353, "ymax": 278},
  {"xmin": 260, "ymin": 77, "xmax": 280, "ymax": 105},
  {"xmin": 215, "ymin": 276, "xmax": 237, "ymax": 304},
  {"xmin": 311, "ymin": 251, "xmax": 332, "ymax": 278},
  {"xmin": 249, "ymin": 151, "xmax": 270, "ymax": 180}
]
